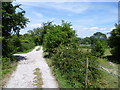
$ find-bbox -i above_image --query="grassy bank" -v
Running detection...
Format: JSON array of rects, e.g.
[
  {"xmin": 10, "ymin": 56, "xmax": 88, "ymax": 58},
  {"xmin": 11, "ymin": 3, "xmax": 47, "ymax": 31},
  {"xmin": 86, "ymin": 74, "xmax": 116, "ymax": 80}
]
[
  {"xmin": 1, "ymin": 57, "xmax": 18, "ymax": 87},
  {"xmin": 97, "ymin": 49, "xmax": 119, "ymax": 88}
]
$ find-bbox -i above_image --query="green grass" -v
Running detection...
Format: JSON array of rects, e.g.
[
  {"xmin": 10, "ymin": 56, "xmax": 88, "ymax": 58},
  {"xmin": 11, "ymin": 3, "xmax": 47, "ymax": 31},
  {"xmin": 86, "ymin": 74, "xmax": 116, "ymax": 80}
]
[
  {"xmin": 99, "ymin": 70, "xmax": 119, "ymax": 88},
  {"xmin": 80, "ymin": 44, "xmax": 91, "ymax": 48},
  {"xmin": 104, "ymin": 48, "xmax": 112, "ymax": 57},
  {"xmin": 0, "ymin": 60, "xmax": 18, "ymax": 87}
]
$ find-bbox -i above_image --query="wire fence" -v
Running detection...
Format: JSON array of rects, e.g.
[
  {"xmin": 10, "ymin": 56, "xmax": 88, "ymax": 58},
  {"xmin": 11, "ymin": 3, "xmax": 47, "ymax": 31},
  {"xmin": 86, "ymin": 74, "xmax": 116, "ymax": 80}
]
[{"xmin": 82, "ymin": 57, "xmax": 120, "ymax": 88}]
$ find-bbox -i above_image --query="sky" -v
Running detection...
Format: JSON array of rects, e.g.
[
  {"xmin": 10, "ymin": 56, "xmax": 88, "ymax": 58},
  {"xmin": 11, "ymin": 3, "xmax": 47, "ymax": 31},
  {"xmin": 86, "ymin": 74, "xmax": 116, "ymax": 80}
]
[{"xmin": 13, "ymin": 1, "xmax": 118, "ymax": 38}]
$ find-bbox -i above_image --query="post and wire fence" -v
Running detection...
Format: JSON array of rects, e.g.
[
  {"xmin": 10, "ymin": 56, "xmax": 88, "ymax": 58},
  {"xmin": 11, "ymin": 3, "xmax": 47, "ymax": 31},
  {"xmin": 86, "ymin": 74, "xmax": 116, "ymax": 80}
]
[{"xmin": 84, "ymin": 57, "xmax": 119, "ymax": 88}]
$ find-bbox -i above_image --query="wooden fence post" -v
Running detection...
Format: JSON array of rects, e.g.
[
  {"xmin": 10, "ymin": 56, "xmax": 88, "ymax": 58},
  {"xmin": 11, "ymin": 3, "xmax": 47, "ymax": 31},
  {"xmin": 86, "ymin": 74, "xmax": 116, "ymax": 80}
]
[{"xmin": 85, "ymin": 58, "xmax": 88, "ymax": 88}]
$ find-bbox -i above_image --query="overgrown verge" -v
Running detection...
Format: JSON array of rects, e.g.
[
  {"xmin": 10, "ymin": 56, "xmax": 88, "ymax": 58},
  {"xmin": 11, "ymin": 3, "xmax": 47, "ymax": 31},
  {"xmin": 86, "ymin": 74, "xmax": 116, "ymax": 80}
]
[{"xmin": 0, "ymin": 57, "xmax": 18, "ymax": 87}]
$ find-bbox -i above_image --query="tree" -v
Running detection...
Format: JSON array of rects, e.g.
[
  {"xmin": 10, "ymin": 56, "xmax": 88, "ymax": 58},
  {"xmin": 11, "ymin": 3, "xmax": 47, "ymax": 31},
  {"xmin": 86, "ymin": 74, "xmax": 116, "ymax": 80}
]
[
  {"xmin": 91, "ymin": 40, "xmax": 105, "ymax": 57},
  {"xmin": 90, "ymin": 32, "xmax": 108, "ymax": 48},
  {"xmin": 2, "ymin": 2, "xmax": 29, "ymax": 37},
  {"xmin": 109, "ymin": 24, "xmax": 120, "ymax": 58},
  {"xmin": 28, "ymin": 28, "xmax": 42, "ymax": 45},
  {"xmin": 80, "ymin": 37, "xmax": 91, "ymax": 44},
  {"xmin": 90, "ymin": 32, "xmax": 108, "ymax": 57},
  {"xmin": 92, "ymin": 32, "xmax": 107, "ymax": 39},
  {"xmin": 2, "ymin": 2, "xmax": 29, "ymax": 57},
  {"xmin": 43, "ymin": 21, "xmax": 78, "ymax": 55}
]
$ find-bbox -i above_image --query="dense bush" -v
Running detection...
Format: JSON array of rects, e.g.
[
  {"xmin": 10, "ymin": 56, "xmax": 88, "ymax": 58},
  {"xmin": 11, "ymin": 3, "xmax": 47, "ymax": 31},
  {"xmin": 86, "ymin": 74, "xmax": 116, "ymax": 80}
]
[
  {"xmin": 51, "ymin": 46, "xmax": 86, "ymax": 88},
  {"xmin": 42, "ymin": 21, "xmax": 101, "ymax": 88},
  {"xmin": 43, "ymin": 21, "xmax": 77, "ymax": 56}
]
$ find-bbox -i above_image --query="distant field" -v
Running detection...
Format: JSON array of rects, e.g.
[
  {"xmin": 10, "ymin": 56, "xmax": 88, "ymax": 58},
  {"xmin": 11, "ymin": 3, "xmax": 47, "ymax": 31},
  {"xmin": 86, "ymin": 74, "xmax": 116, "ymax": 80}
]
[{"xmin": 80, "ymin": 44, "xmax": 91, "ymax": 48}]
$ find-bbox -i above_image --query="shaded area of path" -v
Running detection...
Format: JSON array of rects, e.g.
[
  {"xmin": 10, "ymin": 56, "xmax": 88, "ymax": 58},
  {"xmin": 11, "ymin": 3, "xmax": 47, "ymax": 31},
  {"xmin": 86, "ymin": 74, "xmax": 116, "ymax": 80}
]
[{"xmin": 4, "ymin": 46, "xmax": 58, "ymax": 88}]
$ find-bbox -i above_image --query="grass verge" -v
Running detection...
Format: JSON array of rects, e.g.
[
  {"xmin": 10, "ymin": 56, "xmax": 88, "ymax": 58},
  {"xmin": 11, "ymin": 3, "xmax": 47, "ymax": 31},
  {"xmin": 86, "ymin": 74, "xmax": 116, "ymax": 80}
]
[
  {"xmin": 0, "ymin": 59, "xmax": 18, "ymax": 88},
  {"xmin": 96, "ymin": 48, "xmax": 119, "ymax": 88},
  {"xmin": 99, "ymin": 70, "xmax": 119, "ymax": 88}
]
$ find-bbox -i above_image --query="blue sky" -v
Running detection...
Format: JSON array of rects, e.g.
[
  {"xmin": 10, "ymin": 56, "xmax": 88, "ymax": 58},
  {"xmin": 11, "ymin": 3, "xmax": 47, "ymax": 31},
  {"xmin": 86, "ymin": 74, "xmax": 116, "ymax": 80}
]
[{"xmin": 13, "ymin": 1, "xmax": 118, "ymax": 38}]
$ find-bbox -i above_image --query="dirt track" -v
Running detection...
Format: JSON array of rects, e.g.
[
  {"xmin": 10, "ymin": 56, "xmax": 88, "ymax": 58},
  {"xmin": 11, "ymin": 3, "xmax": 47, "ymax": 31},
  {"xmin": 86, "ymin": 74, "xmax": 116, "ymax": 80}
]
[{"xmin": 4, "ymin": 46, "xmax": 58, "ymax": 88}]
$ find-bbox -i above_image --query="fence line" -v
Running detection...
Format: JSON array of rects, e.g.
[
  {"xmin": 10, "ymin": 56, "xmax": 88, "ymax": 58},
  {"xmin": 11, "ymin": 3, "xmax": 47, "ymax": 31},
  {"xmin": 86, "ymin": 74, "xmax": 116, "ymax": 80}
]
[
  {"xmin": 89, "ymin": 61, "xmax": 120, "ymax": 77},
  {"xmin": 84, "ymin": 57, "xmax": 119, "ymax": 88},
  {"xmin": 81, "ymin": 57, "xmax": 120, "ymax": 77}
]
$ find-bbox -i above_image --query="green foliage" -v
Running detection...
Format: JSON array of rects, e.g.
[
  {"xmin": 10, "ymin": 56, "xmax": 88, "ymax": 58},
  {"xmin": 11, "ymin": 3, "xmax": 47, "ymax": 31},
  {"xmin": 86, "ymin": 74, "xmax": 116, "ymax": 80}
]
[
  {"xmin": 42, "ymin": 21, "xmax": 101, "ymax": 88},
  {"xmin": 80, "ymin": 45, "xmax": 91, "ymax": 48},
  {"xmin": 2, "ymin": 34, "xmax": 35, "ymax": 57},
  {"xmin": 18, "ymin": 34, "xmax": 35, "ymax": 52},
  {"xmin": 43, "ymin": 21, "xmax": 77, "ymax": 56},
  {"xmin": 92, "ymin": 32, "xmax": 107, "ymax": 39},
  {"xmin": 2, "ymin": 57, "xmax": 11, "ymax": 70},
  {"xmin": 90, "ymin": 32, "xmax": 107, "ymax": 45},
  {"xmin": 79, "ymin": 37, "xmax": 91, "ymax": 45},
  {"xmin": 2, "ymin": 57, "xmax": 17, "ymax": 77},
  {"xmin": 109, "ymin": 24, "xmax": 120, "ymax": 59},
  {"xmin": 90, "ymin": 32, "xmax": 108, "ymax": 57},
  {"xmin": 2, "ymin": 2, "xmax": 29, "ymax": 37},
  {"xmin": 2, "ymin": 2, "xmax": 30, "ymax": 57},
  {"xmin": 28, "ymin": 28, "xmax": 42, "ymax": 45},
  {"xmin": 91, "ymin": 40, "xmax": 106, "ymax": 57},
  {"xmin": 51, "ymin": 46, "xmax": 85, "ymax": 88},
  {"xmin": 2, "ymin": 37, "xmax": 19, "ymax": 57}
]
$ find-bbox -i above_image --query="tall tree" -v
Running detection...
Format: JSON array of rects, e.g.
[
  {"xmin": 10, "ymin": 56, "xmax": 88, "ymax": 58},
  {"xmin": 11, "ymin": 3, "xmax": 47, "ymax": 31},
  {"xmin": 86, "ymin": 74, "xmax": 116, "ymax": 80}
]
[
  {"xmin": 109, "ymin": 24, "xmax": 120, "ymax": 59},
  {"xmin": 2, "ymin": 2, "xmax": 29, "ymax": 37},
  {"xmin": 2, "ymin": 2, "xmax": 29, "ymax": 57},
  {"xmin": 90, "ymin": 32, "xmax": 107, "ymax": 45},
  {"xmin": 93, "ymin": 32, "xmax": 107, "ymax": 39}
]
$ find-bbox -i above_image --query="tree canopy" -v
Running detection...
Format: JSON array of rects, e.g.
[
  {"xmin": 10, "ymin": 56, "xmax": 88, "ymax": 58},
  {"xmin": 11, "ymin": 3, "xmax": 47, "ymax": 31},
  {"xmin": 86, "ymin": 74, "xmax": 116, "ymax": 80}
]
[{"xmin": 2, "ymin": 2, "xmax": 29, "ymax": 37}]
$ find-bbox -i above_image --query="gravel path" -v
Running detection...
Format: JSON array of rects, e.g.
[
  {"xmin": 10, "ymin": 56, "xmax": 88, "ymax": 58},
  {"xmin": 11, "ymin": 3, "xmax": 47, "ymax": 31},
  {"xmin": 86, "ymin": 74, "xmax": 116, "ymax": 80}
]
[{"xmin": 4, "ymin": 46, "xmax": 58, "ymax": 88}]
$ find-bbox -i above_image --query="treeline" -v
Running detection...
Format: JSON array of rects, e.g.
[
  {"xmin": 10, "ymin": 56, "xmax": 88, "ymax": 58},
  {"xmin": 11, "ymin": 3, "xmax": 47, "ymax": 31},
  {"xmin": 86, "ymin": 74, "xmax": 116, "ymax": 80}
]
[
  {"xmin": 79, "ymin": 32, "xmax": 108, "ymax": 57},
  {"xmin": 79, "ymin": 30, "xmax": 120, "ymax": 60}
]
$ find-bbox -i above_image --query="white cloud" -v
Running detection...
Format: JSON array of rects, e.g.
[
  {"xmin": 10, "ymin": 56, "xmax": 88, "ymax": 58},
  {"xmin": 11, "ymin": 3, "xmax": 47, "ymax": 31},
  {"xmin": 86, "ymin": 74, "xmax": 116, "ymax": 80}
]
[
  {"xmin": 79, "ymin": 27, "xmax": 107, "ymax": 31},
  {"xmin": 110, "ymin": 27, "xmax": 115, "ymax": 31},
  {"xmin": 45, "ymin": 3, "xmax": 91, "ymax": 14},
  {"xmin": 27, "ymin": 24, "xmax": 42, "ymax": 29},
  {"xmin": 35, "ymin": 13, "xmax": 43, "ymax": 18},
  {"xmin": 15, "ymin": 2, "xmax": 91, "ymax": 14}
]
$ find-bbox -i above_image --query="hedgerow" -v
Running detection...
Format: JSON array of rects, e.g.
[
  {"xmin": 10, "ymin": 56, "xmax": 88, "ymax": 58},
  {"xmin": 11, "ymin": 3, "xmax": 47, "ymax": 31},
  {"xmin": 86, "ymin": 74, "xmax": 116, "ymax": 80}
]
[{"xmin": 42, "ymin": 21, "xmax": 101, "ymax": 88}]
